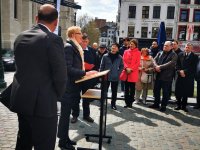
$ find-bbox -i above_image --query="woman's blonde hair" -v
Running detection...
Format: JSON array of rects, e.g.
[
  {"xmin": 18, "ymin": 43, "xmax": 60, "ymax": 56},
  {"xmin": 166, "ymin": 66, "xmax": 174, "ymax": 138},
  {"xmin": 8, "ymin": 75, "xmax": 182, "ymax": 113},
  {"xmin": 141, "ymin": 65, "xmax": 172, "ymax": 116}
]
[{"xmin": 67, "ymin": 26, "xmax": 81, "ymax": 38}]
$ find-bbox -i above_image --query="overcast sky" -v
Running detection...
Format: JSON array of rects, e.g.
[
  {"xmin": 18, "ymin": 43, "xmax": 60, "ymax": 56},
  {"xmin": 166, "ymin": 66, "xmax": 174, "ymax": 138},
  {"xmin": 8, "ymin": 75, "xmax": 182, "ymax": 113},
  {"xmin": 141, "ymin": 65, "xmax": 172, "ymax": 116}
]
[{"xmin": 74, "ymin": 0, "xmax": 118, "ymax": 22}]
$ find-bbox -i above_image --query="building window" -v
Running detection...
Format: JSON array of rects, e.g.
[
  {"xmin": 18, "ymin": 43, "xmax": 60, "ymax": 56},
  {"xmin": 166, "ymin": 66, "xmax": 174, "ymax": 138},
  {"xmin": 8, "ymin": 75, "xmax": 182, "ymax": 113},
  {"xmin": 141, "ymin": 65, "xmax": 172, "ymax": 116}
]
[
  {"xmin": 141, "ymin": 27, "xmax": 148, "ymax": 38},
  {"xmin": 181, "ymin": 0, "xmax": 190, "ymax": 4},
  {"xmin": 128, "ymin": 26, "xmax": 135, "ymax": 37},
  {"xmin": 14, "ymin": 0, "xmax": 17, "ymax": 19},
  {"xmin": 195, "ymin": 0, "xmax": 200, "ymax": 4},
  {"xmin": 193, "ymin": 26, "xmax": 200, "ymax": 40},
  {"xmin": 167, "ymin": 6, "xmax": 175, "ymax": 19},
  {"xmin": 142, "ymin": 6, "xmax": 149, "ymax": 19},
  {"xmin": 166, "ymin": 28, "xmax": 173, "ymax": 39},
  {"xmin": 178, "ymin": 26, "xmax": 187, "ymax": 40},
  {"xmin": 152, "ymin": 27, "xmax": 159, "ymax": 38},
  {"xmin": 129, "ymin": 6, "xmax": 136, "ymax": 18},
  {"xmin": 194, "ymin": 9, "xmax": 200, "ymax": 22},
  {"xmin": 153, "ymin": 6, "xmax": 161, "ymax": 19},
  {"xmin": 180, "ymin": 9, "xmax": 189, "ymax": 22}
]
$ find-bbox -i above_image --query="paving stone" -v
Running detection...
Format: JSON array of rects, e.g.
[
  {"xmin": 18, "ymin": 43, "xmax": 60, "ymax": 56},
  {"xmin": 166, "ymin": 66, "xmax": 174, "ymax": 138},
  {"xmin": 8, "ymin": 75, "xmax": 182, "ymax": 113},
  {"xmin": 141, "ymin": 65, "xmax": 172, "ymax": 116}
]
[{"xmin": 1, "ymin": 72, "xmax": 200, "ymax": 150}]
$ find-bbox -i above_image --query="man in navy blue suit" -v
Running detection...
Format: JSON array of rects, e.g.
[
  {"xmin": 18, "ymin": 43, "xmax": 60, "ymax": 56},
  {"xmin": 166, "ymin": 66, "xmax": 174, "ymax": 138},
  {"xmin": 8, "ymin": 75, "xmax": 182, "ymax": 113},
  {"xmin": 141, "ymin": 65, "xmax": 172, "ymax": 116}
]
[{"xmin": 71, "ymin": 33, "xmax": 97, "ymax": 123}]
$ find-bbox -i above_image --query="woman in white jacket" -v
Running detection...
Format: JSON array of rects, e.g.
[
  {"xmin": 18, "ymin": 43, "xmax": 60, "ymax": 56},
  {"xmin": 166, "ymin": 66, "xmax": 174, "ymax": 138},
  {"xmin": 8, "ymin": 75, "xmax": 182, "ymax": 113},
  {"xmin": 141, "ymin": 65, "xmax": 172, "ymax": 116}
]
[{"xmin": 135, "ymin": 48, "xmax": 155, "ymax": 104}]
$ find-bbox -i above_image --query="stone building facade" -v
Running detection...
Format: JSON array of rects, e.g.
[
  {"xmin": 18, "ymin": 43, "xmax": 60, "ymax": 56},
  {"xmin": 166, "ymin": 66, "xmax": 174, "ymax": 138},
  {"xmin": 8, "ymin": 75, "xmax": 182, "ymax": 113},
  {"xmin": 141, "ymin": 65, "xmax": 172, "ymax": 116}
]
[{"xmin": 1, "ymin": 0, "xmax": 75, "ymax": 49}]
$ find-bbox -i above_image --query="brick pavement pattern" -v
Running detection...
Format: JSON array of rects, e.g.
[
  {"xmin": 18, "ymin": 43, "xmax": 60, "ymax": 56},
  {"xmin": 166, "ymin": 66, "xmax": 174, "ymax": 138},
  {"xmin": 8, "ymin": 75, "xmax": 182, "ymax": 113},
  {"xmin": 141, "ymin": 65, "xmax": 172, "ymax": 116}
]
[{"xmin": 0, "ymin": 72, "xmax": 200, "ymax": 150}]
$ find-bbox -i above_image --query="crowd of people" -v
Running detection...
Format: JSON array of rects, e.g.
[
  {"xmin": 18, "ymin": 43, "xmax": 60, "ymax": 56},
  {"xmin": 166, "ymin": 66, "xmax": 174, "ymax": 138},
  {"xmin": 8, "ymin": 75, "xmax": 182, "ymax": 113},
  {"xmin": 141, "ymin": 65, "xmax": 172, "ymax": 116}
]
[{"xmin": 6, "ymin": 4, "xmax": 200, "ymax": 150}]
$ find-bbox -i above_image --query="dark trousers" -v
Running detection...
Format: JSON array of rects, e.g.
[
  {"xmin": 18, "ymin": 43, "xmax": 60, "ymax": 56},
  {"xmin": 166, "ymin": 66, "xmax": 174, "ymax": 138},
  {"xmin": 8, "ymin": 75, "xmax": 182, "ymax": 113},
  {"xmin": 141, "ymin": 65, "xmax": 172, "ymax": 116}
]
[
  {"xmin": 72, "ymin": 78, "xmax": 97, "ymax": 118},
  {"xmin": 124, "ymin": 81, "xmax": 135, "ymax": 106},
  {"xmin": 57, "ymin": 92, "xmax": 80, "ymax": 141},
  {"xmin": 153, "ymin": 79, "xmax": 172, "ymax": 107},
  {"xmin": 176, "ymin": 96, "xmax": 188, "ymax": 109},
  {"xmin": 107, "ymin": 81, "xmax": 118, "ymax": 105},
  {"xmin": 71, "ymin": 95, "xmax": 90, "ymax": 119},
  {"xmin": 16, "ymin": 114, "xmax": 57, "ymax": 150},
  {"xmin": 196, "ymin": 81, "xmax": 200, "ymax": 107},
  {"xmin": 120, "ymin": 80, "xmax": 125, "ymax": 92}
]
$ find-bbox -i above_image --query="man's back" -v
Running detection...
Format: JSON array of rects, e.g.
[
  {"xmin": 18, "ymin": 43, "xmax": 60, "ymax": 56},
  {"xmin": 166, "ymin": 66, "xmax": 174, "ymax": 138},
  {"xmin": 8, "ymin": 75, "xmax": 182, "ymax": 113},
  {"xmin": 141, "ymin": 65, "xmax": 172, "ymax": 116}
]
[{"xmin": 10, "ymin": 24, "xmax": 67, "ymax": 117}]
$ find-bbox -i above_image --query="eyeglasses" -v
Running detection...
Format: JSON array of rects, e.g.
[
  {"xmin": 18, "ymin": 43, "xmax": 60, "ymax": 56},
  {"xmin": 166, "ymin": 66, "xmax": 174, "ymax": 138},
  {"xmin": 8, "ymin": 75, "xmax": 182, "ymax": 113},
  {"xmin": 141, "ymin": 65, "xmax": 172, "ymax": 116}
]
[{"xmin": 75, "ymin": 33, "xmax": 82, "ymax": 35}]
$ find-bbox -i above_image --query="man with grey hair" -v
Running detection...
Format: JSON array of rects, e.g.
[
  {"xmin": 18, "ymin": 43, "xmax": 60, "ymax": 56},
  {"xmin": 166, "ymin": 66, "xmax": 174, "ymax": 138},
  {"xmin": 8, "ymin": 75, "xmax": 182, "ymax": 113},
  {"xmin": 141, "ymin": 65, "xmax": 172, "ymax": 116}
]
[
  {"xmin": 149, "ymin": 41, "xmax": 177, "ymax": 112},
  {"xmin": 175, "ymin": 42, "xmax": 198, "ymax": 112}
]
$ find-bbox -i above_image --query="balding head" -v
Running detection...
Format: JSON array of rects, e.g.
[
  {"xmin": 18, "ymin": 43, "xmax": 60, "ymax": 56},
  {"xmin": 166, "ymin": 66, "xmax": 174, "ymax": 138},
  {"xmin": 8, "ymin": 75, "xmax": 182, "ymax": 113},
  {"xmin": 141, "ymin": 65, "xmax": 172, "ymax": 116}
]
[
  {"xmin": 37, "ymin": 4, "xmax": 58, "ymax": 23},
  {"xmin": 36, "ymin": 4, "xmax": 58, "ymax": 32},
  {"xmin": 163, "ymin": 41, "xmax": 172, "ymax": 52}
]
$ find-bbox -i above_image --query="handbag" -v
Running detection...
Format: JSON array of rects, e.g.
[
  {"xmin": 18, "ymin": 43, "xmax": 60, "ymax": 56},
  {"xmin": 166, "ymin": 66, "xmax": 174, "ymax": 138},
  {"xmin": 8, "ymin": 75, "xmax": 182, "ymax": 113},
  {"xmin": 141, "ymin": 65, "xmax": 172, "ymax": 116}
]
[
  {"xmin": 141, "ymin": 72, "xmax": 152, "ymax": 83},
  {"xmin": 0, "ymin": 83, "xmax": 12, "ymax": 109}
]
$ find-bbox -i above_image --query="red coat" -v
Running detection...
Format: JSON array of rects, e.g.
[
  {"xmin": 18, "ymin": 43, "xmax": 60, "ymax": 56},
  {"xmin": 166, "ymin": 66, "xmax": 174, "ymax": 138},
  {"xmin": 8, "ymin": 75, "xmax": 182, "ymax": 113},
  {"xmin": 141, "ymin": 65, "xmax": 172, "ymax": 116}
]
[{"xmin": 120, "ymin": 48, "xmax": 141, "ymax": 82}]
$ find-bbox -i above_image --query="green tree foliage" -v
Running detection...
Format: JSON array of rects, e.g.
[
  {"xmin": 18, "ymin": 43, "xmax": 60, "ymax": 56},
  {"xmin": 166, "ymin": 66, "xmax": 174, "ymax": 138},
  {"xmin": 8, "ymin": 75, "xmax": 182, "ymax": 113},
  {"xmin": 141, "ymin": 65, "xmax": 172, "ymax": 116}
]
[{"xmin": 77, "ymin": 14, "xmax": 100, "ymax": 46}]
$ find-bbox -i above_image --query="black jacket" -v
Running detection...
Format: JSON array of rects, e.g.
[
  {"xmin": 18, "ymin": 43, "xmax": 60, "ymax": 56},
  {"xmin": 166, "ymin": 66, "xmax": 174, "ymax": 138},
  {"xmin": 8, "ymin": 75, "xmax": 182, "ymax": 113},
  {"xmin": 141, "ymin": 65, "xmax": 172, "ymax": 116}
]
[
  {"xmin": 175, "ymin": 52, "xmax": 198, "ymax": 97},
  {"xmin": 154, "ymin": 50, "xmax": 177, "ymax": 81},
  {"xmin": 10, "ymin": 24, "xmax": 67, "ymax": 117},
  {"xmin": 64, "ymin": 40, "xmax": 86, "ymax": 95},
  {"xmin": 196, "ymin": 56, "xmax": 200, "ymax": 81}
]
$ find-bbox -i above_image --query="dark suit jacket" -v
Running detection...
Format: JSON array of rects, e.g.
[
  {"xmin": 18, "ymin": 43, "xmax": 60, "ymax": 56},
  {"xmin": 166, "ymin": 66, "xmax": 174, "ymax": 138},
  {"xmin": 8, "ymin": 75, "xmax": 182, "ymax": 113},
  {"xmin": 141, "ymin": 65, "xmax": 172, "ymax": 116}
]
[
  {"xmin": 154, "ymin": 50, "xmax": 177, "ymax": 81},
  {"xmin": 10, "ymin": 24, "xmax": 67, "ymax": 117},
  {"xmin": 175, "ymin": 52, "xmax": 198, "ymax": 97}
]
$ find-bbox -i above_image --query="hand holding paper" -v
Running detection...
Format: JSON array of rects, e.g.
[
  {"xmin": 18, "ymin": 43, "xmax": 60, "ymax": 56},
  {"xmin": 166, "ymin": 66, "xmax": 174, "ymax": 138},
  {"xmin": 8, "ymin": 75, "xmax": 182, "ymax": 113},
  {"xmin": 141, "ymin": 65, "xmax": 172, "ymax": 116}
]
[{"xmin": 86, "ymin": 70, "xmax": 98, "ymax": 76}]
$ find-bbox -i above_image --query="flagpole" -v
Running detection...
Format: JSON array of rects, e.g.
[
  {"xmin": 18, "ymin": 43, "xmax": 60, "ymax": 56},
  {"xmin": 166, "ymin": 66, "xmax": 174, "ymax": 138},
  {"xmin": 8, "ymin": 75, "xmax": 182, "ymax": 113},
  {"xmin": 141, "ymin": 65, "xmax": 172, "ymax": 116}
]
[
  {"xmin": 54, "ymin": 0, "xmax": 61, "ymax": 35},
  {"xmin": 0, "ymin": 0, "xmax": 7, "ymax": 88}
]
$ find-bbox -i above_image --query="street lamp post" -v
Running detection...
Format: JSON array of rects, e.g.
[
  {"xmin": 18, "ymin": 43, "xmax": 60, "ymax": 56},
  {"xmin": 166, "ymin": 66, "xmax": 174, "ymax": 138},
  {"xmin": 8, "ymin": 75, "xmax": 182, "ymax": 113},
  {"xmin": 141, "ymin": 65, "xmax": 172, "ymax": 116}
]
[
  {"xmin": 0, "ymin": 0, "xmax": 7, "ymax": 88},
  {"xmin": 74, "ymin": 9, "xmax": 77, "ymax": 26}
]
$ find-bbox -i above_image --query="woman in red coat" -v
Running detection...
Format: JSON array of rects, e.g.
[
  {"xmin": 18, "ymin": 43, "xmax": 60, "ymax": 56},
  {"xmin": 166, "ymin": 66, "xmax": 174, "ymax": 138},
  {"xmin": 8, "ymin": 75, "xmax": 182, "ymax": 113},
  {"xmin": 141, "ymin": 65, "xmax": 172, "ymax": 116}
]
[{"xmin": 120, "ymin": 39, "xmax": 141, "ymax": 108}]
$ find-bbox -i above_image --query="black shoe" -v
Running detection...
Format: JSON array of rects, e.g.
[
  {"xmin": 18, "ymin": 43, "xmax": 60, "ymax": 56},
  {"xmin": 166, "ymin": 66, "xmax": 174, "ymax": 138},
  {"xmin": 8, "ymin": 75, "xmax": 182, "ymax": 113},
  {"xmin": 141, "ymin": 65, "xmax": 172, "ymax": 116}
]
[
  {"xmin": 111, "ymin": 105, "xmax": 117, "ymax": 110},
  {"xmin": 193, "ymin": 105, "xmax": 200, "ymax": 109},
  {"xmin": 58, "ymin": 141, "xmax": 75, "ymax": 150},
  {"xmin": 149, "ymin": 104, "xmax": 159, "ymax": 109},
  {"xmin": 182, "ymin": 108, "xmax": 189, "ymax": 112},
  {"xmin": 159, "ymin": 107, "xmax": 166, "ymax": 112},
  {"xmin": 83, "ymin": 116, "xmax": 94, "ymax": 123},
  {"xmin": 71, "ymin": 117, "xmax": 78, "ymax": 124},
  {"xmin": 67, "ymin": 139, "xmax": 77, "ymax": 145},
  {"xmin": 174, "ymin": 106, "xmax": 181, "ymax": 110},
  {"xmin": 128, "ymin": 105, "xmax": 132, "ymax": 108},
  {"xmin": 124, "ymin": 105, "xmax": 128, "ymax": 108}
]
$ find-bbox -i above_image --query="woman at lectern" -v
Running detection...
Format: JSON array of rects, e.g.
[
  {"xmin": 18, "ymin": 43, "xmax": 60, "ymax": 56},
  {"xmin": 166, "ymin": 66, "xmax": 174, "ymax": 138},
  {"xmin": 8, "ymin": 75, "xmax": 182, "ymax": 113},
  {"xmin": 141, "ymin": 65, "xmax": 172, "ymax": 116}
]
[{"xmin": 57, "ymin": 26, "xmax": 95, "ymax": 150}]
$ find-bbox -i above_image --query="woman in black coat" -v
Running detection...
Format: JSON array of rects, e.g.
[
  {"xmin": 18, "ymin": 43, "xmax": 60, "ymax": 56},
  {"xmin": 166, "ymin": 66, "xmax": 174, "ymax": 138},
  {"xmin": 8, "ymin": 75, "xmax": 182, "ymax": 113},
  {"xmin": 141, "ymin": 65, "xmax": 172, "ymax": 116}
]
[
  {"xmin": 57, "ymin": 26, "xmax": 96, "ymax": 150},
  {"xmin": 175, "ymin": 43, "xmax": 198, "ymax": 112}
]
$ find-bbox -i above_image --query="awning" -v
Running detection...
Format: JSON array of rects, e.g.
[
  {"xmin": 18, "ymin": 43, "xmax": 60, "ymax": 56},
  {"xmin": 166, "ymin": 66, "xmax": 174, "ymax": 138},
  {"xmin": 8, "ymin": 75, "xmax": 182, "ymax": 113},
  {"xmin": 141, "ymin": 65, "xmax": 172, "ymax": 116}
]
[{"xmin": 31, "ymin": 0, "xmax": 81, "ymax": 9}]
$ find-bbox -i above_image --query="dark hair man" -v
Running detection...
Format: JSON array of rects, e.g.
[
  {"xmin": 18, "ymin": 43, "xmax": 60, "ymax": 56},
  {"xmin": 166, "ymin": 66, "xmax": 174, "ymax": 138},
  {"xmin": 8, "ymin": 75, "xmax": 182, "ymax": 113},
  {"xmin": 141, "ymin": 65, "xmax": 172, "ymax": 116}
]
[
  {"xmin": 10, "ymin": 4, "xmax": 67, "ymax": 150},
  {"xmin": 149, "ymin": 41, "xmax": 160, "ymax": 58},
  {"xmin": 71, "ymin": 33, "xmax": 97, "ymax": 123}
]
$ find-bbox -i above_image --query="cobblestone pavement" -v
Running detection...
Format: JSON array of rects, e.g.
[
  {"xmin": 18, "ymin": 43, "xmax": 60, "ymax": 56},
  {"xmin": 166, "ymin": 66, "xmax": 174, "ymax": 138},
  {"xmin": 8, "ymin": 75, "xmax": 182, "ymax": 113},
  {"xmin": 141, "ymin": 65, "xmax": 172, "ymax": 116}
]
[{"xmin": 0, "ymin": 72, "xmax": 200, "ymax": 150}]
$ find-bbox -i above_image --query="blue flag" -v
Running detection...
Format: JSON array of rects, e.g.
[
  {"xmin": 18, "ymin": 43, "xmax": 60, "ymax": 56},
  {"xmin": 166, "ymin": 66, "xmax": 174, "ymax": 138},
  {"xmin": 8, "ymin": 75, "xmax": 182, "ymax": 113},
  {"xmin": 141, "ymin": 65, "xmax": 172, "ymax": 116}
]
[{"xmin": 157, "ymin": 22, "xmax": 166, "ymax": 50}]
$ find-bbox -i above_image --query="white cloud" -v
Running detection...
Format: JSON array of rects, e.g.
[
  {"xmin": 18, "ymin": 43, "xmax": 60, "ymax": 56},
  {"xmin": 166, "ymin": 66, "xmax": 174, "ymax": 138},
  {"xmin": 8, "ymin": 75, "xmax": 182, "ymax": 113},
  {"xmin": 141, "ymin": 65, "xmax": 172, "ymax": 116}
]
[{"xmin": 74, "ymin": 0, "xmax": 118, "ymax": 22}]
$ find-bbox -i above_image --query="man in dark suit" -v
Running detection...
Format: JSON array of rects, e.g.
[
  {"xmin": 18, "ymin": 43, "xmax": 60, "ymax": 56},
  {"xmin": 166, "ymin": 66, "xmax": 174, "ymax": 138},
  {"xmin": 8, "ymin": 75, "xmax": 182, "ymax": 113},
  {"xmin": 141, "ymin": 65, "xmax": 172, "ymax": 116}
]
[
  {"xmin": 194, "ymin": 55, "xmax": 200, "ymax": 109},
  {"xmin": 175, "ymin": 43, "xmax": 198, "ymax": 112},
  {"xmin": 10, "ymin": 4, "xmax": 67, "ymax": 150},
  {"xmin": 149, "ymin": 41, "xmax": 177, "ymax": 112},
  {"xmin": 71, "ymin": 33, "xmax": 98, "ymax": 123}
]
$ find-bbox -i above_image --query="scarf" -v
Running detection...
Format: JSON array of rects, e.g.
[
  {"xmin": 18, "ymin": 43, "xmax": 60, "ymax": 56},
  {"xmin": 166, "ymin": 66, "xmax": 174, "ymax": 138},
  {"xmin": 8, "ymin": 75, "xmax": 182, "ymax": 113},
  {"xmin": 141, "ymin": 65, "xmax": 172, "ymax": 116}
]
[
  {"xmin": 68, "ymin": 38, "xmax": 85, "ymax": 71},
  {"xmin": 141, "ymin": 55, "xmax": 151, "ymax": 61}
]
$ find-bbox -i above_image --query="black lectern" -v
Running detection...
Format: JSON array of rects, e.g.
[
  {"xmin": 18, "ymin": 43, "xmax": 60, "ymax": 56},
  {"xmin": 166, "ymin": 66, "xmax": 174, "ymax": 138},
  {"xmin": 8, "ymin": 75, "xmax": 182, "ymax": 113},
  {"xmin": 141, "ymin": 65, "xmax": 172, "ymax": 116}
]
[{"xmin": 75, "ymin": 70, "xmax": 112, "ymax": 150}]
